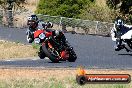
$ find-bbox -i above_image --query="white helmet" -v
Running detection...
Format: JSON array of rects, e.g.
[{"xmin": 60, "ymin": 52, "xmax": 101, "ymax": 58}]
[{"xmin": 114, "ymin": 19, "xmax": 124, "ymax": 31}]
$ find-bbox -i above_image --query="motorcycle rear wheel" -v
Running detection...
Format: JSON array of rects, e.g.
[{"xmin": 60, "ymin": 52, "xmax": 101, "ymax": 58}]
[{"xmin": 67, "ymin": 48, "xmax": 77, "ymax": 62}]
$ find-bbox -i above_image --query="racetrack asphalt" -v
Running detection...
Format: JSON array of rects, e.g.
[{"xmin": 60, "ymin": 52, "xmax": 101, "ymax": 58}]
[{"xmin": 0, "ymin": 26, "xmax": 132, "ymax": 69}]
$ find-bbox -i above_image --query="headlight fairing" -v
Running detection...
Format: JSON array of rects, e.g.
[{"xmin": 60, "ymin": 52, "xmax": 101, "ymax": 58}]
[
  {"xmin": 34, "ymin": 38, "xmax": 40, "ymax": 44},
  {"xmin": 39, "ymin": 33, "xmax": 45, "ymax": 39}
]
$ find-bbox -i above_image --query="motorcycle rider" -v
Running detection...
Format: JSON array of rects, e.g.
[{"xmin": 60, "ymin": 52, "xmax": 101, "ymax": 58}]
[
  {"xmin": 111, "ymin": 17, "xmax": 132, "ymax": 51},
  {"xmin": 26, "ymin": 15, "xmax": 53, "ymax": 43}
]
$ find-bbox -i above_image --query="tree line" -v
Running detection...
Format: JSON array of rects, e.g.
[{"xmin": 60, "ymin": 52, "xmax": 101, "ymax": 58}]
[
  {"xmin": 0, "ymin": 0, "xmax": 131, "ymax": 23},
  {"xmin": 0, "ymin": 0, "xmax": 25, "ymax": 10},
  {"xmin": 36, "ymin": 0, "xmax": 132, "ymax": 23}
]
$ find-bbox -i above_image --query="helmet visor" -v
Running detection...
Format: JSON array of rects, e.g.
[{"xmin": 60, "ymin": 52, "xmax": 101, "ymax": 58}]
[{"xmin": 31, "ymin": 17, "xmax": 37, "ymax": 21}]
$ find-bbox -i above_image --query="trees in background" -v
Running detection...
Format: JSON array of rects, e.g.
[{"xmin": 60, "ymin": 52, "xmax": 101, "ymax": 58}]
[
  {"xmin": 36, "ymin": 0, "xmax": 93, "ymax": 18},
  {"xmin": 106, "ymin": 0, "xmax": 132, "ymax": 24},
  {"xmin": 0, "ymin": 0, "xmax": 25, "ymax": 10},
  {"xmin": 0, "ymin": 0, "xmax": 129, "ymax": 24},
  {"xmin": 36, "ymin": 0, "xmax": 132, "ymax": 24},
  {"xmin": 106, "ymin": 0, "xmax": 132, "ymax": 14},
  {"xmin": 79, "ymin": 4, "xmax": 115, "ymax": 22},
  {"xmin": 0, "ymin": 0, "xmax": 26, "ymax": 26}
]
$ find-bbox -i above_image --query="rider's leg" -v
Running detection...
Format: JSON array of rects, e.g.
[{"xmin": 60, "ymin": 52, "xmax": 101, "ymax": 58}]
[{"xmin": 115, "ymin": 39, "xmax": 124, "ymax": 51}]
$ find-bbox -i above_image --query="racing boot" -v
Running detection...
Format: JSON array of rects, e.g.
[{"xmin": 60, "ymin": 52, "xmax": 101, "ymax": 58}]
[{"xmin": 115, "ymin": 45, "xmax": 125, "ymax": 51}]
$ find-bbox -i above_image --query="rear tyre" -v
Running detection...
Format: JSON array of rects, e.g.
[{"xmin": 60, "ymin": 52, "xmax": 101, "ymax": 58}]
[
  {"xmin": 68, "ymin": 48, "xmax": 77, "ymax": 62},
  {"xmin": 42, "ymin": 43, "xmax": 59, "ymax": 63}
]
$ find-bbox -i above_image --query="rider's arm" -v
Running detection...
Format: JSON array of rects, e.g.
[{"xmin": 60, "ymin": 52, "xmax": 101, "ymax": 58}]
[{"xmin": 124, "ymin": 24, "xmax": 132, "ymax": 28}]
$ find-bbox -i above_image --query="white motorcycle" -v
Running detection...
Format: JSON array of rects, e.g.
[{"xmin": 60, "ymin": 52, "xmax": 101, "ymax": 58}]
[
  {"xmin": 111, "ymin": 25, "xmax": 132, "ymax": 52},
  {"xmin": 120, "ymin": 29, "xmax": 132, "ymax": 52}
]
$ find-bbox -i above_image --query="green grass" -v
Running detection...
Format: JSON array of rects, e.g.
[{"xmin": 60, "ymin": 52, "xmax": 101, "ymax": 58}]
[
  {"xmin": 32, "ymin": 42, "xmax": 40, "ymax": 50},
  {"xmin": 0, "ymin": 77, "xmax": 130, "ymax": 88},
  {"xmin": 15, "ymin": 41, "xmax": 20, "ymax": 44}
]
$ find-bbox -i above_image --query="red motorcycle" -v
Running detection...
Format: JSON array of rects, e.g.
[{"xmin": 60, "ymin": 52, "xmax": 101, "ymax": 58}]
[{"xmin": 34, "ymin": 29, "xmax": 77, "ymax": 63}]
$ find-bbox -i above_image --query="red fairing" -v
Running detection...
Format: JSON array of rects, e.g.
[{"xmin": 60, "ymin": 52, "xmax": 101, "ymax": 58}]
[
  {"xmin": 34, "ymin": 30, "xmax": 45, "ymax": 38},
  {"xmin": 45, "ymin": 32, "xmax": 52, "ymax": 37}
]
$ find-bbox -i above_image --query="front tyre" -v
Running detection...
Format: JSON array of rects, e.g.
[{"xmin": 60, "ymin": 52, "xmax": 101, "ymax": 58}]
[
  {"xmin": 38, "ymin": 46, "xmax": 46, "ymax": 59},
  {"xmin": 42, "ymin": 43, "xmax": 59, "ymax": 63}
]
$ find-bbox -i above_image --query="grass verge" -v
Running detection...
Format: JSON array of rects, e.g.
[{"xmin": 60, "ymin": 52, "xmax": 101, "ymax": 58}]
[
  {"xmin": 0, "ymin": 69, "xmax": 131, "ymax": 88},
  {"xmin": 0, "ymin": 40, "xmax": 38, "ymax": 59}
]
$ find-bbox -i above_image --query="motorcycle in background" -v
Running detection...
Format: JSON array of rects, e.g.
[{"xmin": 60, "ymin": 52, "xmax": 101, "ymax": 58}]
[
  {"xmin": 120, "ymin": 30, "xmax": 132, "ymax": 52},
  {"xmin": 111, "ymin": 29, "xmax": 132, "ymax": 52}
]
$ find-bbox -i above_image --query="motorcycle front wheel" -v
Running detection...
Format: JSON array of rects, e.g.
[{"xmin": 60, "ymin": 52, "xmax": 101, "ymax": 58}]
[
  {"xmin": 38, "ymin": 46, "xmax": 46, "ymax": 59},
  {"xmin": 42, "ymin": 43, "xmax": 59, "ymax": 63}
]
